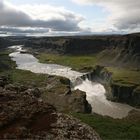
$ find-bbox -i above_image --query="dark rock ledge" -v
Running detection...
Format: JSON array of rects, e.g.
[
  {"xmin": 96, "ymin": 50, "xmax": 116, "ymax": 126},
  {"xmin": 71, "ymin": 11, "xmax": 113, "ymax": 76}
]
[
  {"xmin": 0, "ymin": 76, "xmax": 100, "ymax": 139},
  {"xmin": 81, "ymin": 65, "xmax": 140, "ymax": 107}
]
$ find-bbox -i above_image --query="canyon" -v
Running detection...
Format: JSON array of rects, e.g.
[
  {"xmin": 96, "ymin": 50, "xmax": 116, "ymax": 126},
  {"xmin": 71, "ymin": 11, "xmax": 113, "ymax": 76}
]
[{"xmin": 0, "ymin": 33, "xmax": 140, "ymax": 139}]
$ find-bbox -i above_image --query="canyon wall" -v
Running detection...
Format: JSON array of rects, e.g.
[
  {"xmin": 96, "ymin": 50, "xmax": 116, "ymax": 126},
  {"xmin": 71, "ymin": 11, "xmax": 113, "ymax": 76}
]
[
  {"xmin": 81, "ymin": 65, "xmax": 140, "ymax": 107},
  {"xmin": 1, "ymin": 33, "xmax": 140, "ymax": 67},
  {"xmin": 24, "ymin": 33, "xmax": 140, "ymax": 67}
]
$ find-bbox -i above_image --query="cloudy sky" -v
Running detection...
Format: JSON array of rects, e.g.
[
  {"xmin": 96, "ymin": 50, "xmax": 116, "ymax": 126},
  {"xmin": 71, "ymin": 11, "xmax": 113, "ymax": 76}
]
[{"xmin": 0, "ymin": 0, "xmax": 140, "ymax": 36}]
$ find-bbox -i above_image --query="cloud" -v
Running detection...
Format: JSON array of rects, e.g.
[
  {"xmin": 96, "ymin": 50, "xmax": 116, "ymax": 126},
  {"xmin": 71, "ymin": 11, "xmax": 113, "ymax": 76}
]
[
  {"xmin": 1, "ymin": 0, "xmax": 139, "ymax": 35},
  {"xmin": 0, "ymin": 0, "xmax": 84, "ymax": 35},
  {"xmin": 0, "ymin": 27, "xmax": 49, "ymax": 34},
  {"xmin": 72, "ymin": 0, "xmax": 140, "ymax": 32}
]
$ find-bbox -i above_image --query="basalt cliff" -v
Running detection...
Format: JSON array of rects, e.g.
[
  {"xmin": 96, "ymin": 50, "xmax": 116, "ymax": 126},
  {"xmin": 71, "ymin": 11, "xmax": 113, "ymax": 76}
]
[
  {"xmin": 23, "ymin": 33, "xmax": 140, "ymax": 68},
  {"xmin": 81, "ymin": 65, "xmax": 140, "ymax": 107},
  {"xmin": 1, "ymin": 33, "xmax": 140, "ymax": 67}
]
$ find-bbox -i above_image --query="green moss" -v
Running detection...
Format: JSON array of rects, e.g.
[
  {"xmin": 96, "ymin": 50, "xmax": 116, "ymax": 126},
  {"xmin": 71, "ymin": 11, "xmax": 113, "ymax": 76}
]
[
  {"xmin": 0, "ymin": 51, "xmax": 48, "ymax": 86},
  {"xmin": 10, "ymin": 69, "xmax": 49, "ymax": 86},
  {"xmin": 112, "ymin": 80, "xmax": 137, "ymax": 87},
  {"xmin": 107, "ymin": 67, "xmax": 140, "ymax": 87},
  {"xmin": 36, "ymin": 53, "xmax": 98, "ymax": 71},
  {"xmin": 71, "ymin": 113, "xmax": 140, "ymax": 140}
]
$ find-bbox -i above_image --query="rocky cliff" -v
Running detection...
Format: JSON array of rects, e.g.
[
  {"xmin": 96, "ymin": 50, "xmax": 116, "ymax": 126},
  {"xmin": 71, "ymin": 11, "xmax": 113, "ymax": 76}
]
[
  {"xmin": 81, "ymin": 65, "xmax": 140, "ymax": 107},
  {"xmin": 23, "ymin": 33, "xmax": 140, "ymax": 68},
  {"xmin": 1, "ymin": 33, "xmax": 140, "ymax": 67},
  {"xmin": 0, "ymin": 76, "xmax": 100, "ymax": 139},
  {"xmin": 42, "ymin": 76, "xmax": 91, "ymax": 113}
]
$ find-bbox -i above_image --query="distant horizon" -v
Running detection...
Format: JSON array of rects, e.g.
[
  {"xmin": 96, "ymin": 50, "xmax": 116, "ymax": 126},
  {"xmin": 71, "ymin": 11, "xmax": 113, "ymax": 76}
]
[
  {"xmin": 0, "ymin": 32, "xmax": 126, "ymax": 37},
  {"xmin": 1, "ymin": 31, "xmax": 140, "ymax": 37}
]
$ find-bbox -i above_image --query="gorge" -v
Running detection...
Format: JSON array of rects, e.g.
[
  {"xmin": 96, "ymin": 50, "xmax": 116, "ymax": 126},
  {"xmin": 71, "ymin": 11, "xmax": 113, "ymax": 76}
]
[
  {"xmin": 1, "ymin": 34, "xmax": 140, "ymax": 139},
  {"xmin": 9, "ymin": 45, "xmax": 136, "ymax": 119}
]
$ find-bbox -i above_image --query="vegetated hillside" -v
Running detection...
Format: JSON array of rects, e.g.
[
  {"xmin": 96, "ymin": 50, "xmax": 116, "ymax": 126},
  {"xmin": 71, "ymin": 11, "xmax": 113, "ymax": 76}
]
[
  {"xmin": 24, "ymin": 33, "xmax": 140, "ymax": 68},
  {"xmin": 98, "ymin": 33, "xmax": 140, "ymax": 67}
]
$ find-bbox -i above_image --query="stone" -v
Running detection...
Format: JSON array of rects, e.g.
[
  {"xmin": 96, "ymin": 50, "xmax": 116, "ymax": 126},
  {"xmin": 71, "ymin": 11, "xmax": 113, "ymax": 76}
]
[{"xmin": 0, "ymin": 82, "xmax": 100, "ymax": 139}]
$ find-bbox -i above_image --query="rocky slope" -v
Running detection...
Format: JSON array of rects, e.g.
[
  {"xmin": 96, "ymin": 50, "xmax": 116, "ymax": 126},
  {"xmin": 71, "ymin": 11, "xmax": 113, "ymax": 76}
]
[
  {"xmin": 0, "ymin": 76, "xmax": 100, "ymax": 139},
  {"xmin": 42, "ymin": 76, "xmax": 91, "ymax": 113}
]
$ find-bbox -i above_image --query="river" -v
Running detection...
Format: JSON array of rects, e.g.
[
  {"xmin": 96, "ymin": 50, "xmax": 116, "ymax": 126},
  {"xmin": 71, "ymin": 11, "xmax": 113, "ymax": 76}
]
[{"xmin": 9, "ymin": 45, "xmax": 135, "ymax": 118}]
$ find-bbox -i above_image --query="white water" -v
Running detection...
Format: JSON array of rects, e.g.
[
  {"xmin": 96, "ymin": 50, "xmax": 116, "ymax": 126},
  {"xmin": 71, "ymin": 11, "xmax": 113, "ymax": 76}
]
[
  {"xmin": 9, "ymin": 45, "xmax": 135, "ymax": 118},
  {"xmin": 74, "ymin": 79, "xmax": 134, "ymax": 118},
  {"xmin": 9, "ymin": 51, "xmax": 83, "ymax": 82}
]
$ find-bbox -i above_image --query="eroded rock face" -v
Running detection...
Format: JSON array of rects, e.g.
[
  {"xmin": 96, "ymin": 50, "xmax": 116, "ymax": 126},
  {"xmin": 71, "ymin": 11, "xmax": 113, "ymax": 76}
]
[
  {"xmin": 108, "ymin": 81, "xmax": 140, "ymax": 107},
  {"xmin": 82, "ymin": 65, "xmax": 140, "ymax": 107},
  {"xmin": 43, "ymin": 76, "xmax": 91, "ymax": 113},
  {"xmin": 0, "ymin": 76, "xmax": 100, "ymax": 140},
  {"xmin": 81, "ymin": 65, "xmax": 112, "ymax": 84},
  {"xmin": 132, "ymin": 87, "xmax": 140, "ymax": 106},
  {"xmin": 111, "ymin": 83, "xmax": 136, "ymax": 103},
  {"xmin": 51, "ymin": 113, "xmax": 100, "ymax": 140}
]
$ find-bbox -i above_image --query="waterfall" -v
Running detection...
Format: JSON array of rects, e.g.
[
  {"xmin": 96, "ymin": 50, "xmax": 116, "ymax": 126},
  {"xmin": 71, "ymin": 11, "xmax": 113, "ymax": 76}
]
[{"xmin": 8, "ymin": 45, "xmax": 135, "ymax": 119}]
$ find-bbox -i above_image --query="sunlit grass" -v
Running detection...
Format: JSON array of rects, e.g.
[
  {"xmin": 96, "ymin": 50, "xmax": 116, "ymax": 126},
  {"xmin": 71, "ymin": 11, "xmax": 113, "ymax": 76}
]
[
  {"xmin": 36, "ymin": 53, "xmax": 98, "ymax": 70},
  {"xmin": 107, "ymin": 67, "xmax": 140, "ymax": 86},
  {"xmin": 71, "ymin": 113, "xmax": 140, "ymax": 140}
]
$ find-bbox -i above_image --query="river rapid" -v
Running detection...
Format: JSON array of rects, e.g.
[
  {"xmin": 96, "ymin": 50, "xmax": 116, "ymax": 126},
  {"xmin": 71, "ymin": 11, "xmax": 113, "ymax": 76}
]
[{"xmin": 9, "ymin": 45, "xmax": 135, "ymax": 118}]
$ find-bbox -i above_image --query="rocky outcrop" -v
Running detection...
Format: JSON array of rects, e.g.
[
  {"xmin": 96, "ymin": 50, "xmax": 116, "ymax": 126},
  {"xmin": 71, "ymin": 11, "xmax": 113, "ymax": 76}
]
[
  {"xmin": 0, "ymin": 76, "xmax": 100, "ymax": 139},
  {"xmin": 110, "ymin": 82, "xmax": 140, "ymax": 107},
  {"xmin": 82, "ymin": 65, "xmax": 140, "ymax": 107},
  {"xmin": 81, "ymin": 65, "xmax": 112, "ymax": 83},
  {"xmin": 132, "ymin": 87, "xmax": 140, "ymax": 106},
  {"xmin": 43, "ymin": 76, "xmax": 91, "ymax": 113},
  {"xmin": 111, "ymin": 83, "xmax": 137, "ymax": 104}
]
